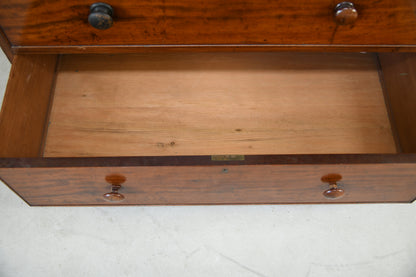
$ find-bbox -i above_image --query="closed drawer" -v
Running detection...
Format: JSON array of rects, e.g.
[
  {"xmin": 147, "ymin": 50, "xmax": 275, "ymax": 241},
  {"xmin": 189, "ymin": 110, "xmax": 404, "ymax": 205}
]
[
  {"xmin": 0, "ymin": 52, "xmax": 416, "ymax": 205},
  {"xmin": 0, "ymin": 0, "xmax": 416, "ymax": 52}
]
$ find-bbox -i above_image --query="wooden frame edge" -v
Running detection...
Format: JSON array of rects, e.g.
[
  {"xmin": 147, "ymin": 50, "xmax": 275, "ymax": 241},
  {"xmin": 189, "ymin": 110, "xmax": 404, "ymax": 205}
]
[
  {"xmin": 0, "ymin": 27, "xmax": 13, "ymax": 62},
  {"xmin": 1, "ymin": 154, "xmax": 416, "ymax": 168},
  {"xmin": 12, "ymin": 44, "xmax": 416, "ymax": 55}
]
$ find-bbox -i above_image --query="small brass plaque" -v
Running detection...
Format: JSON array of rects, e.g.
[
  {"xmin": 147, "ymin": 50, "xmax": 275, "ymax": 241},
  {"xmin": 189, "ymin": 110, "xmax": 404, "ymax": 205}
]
[{"xmin": 211, "ymin": 155, "xmax": 245, "ymax": 161}]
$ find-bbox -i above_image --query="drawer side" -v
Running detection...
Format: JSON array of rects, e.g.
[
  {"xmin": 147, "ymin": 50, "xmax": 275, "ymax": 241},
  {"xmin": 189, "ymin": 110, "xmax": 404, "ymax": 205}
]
[{"xmin": 0, "ymin": 55, "xmax": 58, "ymax": 157}]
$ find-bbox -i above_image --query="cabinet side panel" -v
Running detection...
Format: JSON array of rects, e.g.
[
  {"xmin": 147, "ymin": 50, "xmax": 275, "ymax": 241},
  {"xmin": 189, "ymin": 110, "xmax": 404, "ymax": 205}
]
[
  {"xmin": 378, "ymin": 53, "xmax": 416, "ymax": 153},
  {"xmin": 0, "ymin": 55, "xmax": 58, "ymax": 157}
]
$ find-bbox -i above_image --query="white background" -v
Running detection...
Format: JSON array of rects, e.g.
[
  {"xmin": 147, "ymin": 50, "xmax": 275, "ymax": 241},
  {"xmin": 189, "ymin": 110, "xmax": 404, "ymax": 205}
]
[{"xmin": 0, "ymin": 51, "xmax": 415, "ymax": 277}]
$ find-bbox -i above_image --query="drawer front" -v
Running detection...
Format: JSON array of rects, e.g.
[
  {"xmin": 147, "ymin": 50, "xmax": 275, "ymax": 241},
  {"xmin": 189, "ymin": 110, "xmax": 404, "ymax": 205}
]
[
  {"xmin": 0, "ymin": 0, "xmax": 416, "ymax": 48},
  {"xmin": 1, "ymin": 164, "xmax": 416, "ymax": 206}
]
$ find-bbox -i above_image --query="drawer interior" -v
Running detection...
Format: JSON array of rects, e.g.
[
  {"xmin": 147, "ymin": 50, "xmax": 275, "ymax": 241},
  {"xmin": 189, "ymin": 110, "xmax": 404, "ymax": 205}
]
[
  {"xmin": 2, "ymin": 52, "xmax": 416, "ymax": 158},
  {"xmin": 44, "ymin": 52, "xmax": 396, "ymax": 157}
]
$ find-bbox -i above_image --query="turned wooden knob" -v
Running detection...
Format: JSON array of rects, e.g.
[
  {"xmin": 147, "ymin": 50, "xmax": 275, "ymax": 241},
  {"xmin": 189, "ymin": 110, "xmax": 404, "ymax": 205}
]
[
  {"xmin": 334, "ymin": 2, "xmax": 358, "ymax": 25},
  {"xmin": 88, "ymin": 3, "xmax": 114, "ymax": 30},
  {"xmin": 103, "ymin": 174, "xmax": 126, "ymax": 202},
  {"xmin": 322, "ymin": 173, "xmax": 345, "ymax": 199}
]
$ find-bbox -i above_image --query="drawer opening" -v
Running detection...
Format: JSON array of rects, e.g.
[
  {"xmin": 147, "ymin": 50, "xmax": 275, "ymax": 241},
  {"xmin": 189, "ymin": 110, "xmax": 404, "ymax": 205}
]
[
  {"xmin": 2, "ymin": 52, "xmax": 416, "ymax": 158},
  {"xmin": 44, "ymin": 52, "xmax": 398, "ymax": 157}
]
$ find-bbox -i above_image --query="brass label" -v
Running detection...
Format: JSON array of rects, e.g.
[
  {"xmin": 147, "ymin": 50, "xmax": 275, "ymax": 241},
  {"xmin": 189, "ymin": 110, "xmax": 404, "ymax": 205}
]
[{"xmin": 211, "ymin": 155, "xmax": 245, "ymax": 161}]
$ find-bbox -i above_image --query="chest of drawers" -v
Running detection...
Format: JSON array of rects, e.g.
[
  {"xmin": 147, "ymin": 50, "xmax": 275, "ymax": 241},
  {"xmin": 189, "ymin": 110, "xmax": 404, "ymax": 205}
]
[{"xmin": 0, "ymin": 1, "xmax": 415, "ymax": 206}]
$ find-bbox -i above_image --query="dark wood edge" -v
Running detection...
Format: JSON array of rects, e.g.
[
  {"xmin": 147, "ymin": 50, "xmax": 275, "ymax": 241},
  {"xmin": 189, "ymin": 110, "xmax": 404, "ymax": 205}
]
[
  {"xmin": 27, "ymin": 201, "xmax": 414, "ymax": 207},
  {"xmin": 0, "ymin": 175, "xmax": 31, "ymax": 206},
  {"xmin": 12, "ymin": 44, "xmax": 416, "ymax": 54},
  {"xmin": 1, "ymin": 154, "xmax": 416, "ymax": 168},
  {"xmin": 0, "ymin": 27, "xmax": 13, "ymax": 62},
  {"xmin": 376, "ymin": 54, "xmax": 403, "ymax": 153}
]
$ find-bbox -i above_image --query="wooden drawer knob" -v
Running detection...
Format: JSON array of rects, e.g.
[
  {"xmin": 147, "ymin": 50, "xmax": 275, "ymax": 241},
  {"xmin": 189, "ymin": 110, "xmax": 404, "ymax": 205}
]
[
  {"xmin": 103, "ymin": 174, "xmax": 126, "ymax": 202},
  {"xmin": 334, "ymin": 2, "xmax": 358, "ymax": 25},
  {"xmin": 322, "ymin": 173, "xmax": 345, "ymax": 199},
  {"xmin": 88, "ymin": 2, "xmax": 114, "ymax": 30}
]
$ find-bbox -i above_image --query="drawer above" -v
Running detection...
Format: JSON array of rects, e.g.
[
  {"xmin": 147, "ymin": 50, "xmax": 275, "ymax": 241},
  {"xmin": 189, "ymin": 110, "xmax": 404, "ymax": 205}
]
[{"xmin": 0, "ymin": 0, "xmax": 416, "ymax": 53}]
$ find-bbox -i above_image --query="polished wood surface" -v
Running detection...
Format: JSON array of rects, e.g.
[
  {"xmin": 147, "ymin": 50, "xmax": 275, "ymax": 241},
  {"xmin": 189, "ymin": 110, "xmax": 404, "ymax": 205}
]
[
  {"xmin": 0, "ymin": 0, "xmax": 415, "ymax": 52},
  {"xmin": 0, "ymin": 55, "xmax": 58, "ymax": 158},
  {"xmin": 1, "ymin": 162, "xmax": 416, "ymax": 205},
  {"xmin": 43, "ymin": 53, "xmax": 396, "ymax": 157},
  {"xmin": 378, "ymin": 53, "xmax": 416, "ymax": 153}
]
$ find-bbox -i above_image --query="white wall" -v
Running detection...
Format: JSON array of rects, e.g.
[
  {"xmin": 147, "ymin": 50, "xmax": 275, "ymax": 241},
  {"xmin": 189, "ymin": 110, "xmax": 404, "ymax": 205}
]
[{"xmin": 0, "ymin": 51, "xmax": 415, "ymax": 277}]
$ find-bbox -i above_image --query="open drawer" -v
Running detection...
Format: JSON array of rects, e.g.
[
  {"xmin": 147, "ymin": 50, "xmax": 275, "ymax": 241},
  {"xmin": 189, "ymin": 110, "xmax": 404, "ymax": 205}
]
[{"xmin": 0, "ymin": 52, "xmax": 416, "ymax": 206}]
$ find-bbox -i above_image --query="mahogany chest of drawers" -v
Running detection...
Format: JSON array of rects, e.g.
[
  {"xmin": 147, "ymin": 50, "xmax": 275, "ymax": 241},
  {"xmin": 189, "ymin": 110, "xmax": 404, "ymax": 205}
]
[{"xmin": 0, "ymin": 0, "xmax": 416, "ymax": 206}]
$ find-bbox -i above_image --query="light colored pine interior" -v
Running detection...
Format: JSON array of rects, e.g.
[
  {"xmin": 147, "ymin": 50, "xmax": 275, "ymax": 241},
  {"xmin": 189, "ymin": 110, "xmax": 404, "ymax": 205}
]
[{"xmin": 43, "ymin": 52, "xmax": 397, "ymax": 157}]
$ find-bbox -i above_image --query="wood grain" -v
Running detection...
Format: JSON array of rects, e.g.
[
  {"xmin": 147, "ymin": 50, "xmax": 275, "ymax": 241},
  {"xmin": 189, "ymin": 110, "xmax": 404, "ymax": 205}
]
[
  {"xmin": 0, "ymin": 0, "xmax": 415, "ymax": 50},
  {"xmin": 43, "ymin": 52, "xmax": 396, "ymax": 157},
  {"xmin": 378, "ymin": 53, "xmax": 416, "ymax": 153},
  {"xmin": 0, "ymin": 54, "xmax": 58, "ymax": 157},
  {"xmin": 1, "ymin": 162, "xmax": 416, "ymax": 205}
]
